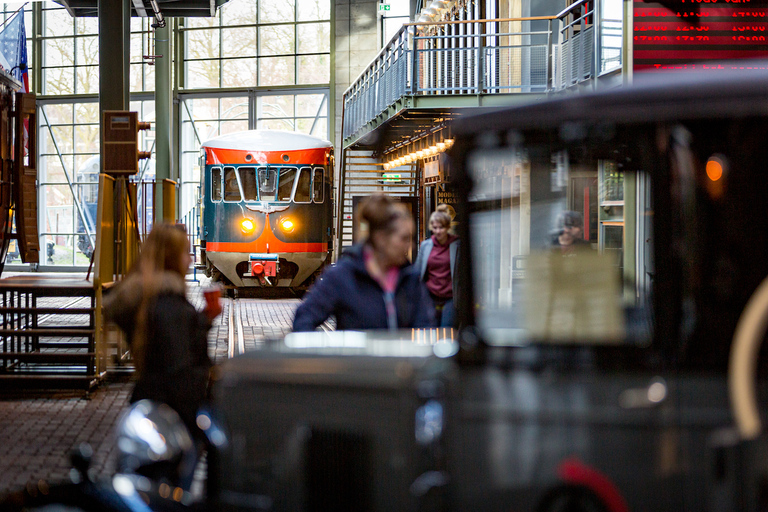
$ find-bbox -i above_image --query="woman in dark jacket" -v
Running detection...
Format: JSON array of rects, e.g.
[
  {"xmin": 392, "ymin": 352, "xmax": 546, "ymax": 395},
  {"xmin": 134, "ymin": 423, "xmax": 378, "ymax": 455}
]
[
  {"xmin": 104, "ymin": 223, "xmax": 222, "ymax": 441},
  {"xmin": 293, "ymin": 194, "xmax": 434, "ymax": 331}
]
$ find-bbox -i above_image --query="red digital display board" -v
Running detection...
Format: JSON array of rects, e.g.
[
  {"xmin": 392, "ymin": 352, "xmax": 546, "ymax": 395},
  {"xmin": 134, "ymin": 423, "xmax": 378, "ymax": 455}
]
[{"xmin": 634, "ymin": 0, "xmax": 768, "ymax": 71}]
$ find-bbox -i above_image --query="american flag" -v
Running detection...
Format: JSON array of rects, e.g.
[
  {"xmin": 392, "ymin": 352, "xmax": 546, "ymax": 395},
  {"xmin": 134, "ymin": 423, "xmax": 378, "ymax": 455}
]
[{"xmin": 0, "ymin": 6, "xmax": 28, "ymax": 93}]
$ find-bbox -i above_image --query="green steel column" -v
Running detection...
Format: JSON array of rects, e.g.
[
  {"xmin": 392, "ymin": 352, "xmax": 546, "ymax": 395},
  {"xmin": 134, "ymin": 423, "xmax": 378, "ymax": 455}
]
[
  {"xmin": 155, "ymin": 22, "xmax": 172, "ymax": 222},
  {"xmin": 98, "ymin": 0, "xmax": 130, "ymax": 129}
]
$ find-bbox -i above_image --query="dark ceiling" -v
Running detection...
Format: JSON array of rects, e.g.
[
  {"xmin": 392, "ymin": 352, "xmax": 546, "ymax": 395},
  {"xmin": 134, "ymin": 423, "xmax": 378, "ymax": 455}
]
[{"xmin": 53, "ymin": 0, "xmax": 230, "ymax": 18}]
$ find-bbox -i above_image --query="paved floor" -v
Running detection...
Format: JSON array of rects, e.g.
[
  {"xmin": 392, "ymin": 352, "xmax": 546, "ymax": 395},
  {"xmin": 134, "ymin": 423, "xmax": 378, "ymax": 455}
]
[{"xmin": 0, "ymin": 274, "xmax": 301, "ymax": 497}]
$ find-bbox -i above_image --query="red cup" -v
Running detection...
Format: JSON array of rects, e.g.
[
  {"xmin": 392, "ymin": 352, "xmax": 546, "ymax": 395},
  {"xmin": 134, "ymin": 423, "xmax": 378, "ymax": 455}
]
[{"xmin": 203, "ymin": 284, "xmax": 222, "ymax": 310}]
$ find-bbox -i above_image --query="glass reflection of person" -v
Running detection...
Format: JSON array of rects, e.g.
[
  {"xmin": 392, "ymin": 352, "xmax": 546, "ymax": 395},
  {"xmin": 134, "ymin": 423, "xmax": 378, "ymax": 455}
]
[{"xmin": 551, "ymin": 210, "xmax": 590, "ymax": 254}]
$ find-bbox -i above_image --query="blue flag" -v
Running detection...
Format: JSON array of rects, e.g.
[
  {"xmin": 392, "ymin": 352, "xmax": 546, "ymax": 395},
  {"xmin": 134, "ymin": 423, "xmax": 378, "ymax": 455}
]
[{"xmin": 0, "ymin": 7, "xmax": 28, "ymax": 92}]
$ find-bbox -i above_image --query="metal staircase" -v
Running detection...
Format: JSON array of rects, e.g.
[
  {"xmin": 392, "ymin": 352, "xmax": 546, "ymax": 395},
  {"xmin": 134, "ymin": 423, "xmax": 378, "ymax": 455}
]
[
  {"xmin": 0, "ymin": 276, "xmax": 104, "ymax": 393},
  {"xmin": 336, "ymin": 149, "xmax": 418, "ymax": 255}
]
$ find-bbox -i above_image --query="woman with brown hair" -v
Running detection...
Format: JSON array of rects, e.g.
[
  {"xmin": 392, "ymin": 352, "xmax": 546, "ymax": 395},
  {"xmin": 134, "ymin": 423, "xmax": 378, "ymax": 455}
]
[
  {"xmin": 293, "ymin": 194, "xmax": 434, "ymax": 331},
  {"xmin": 104, "ymin": 223, "xmax": 221, "ymax": 441}
]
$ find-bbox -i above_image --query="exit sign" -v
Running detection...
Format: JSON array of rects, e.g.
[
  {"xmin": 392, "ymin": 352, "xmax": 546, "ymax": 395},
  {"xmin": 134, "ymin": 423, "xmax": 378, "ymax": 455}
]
[{"xmin": 378, "ymin": 3, "xmax": 390, "ymax": 12}]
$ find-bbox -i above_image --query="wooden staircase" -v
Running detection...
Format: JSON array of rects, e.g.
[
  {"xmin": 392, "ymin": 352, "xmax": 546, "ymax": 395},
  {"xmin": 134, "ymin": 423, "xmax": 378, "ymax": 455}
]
[{"xmin": 0, "ymin": 276, "xmax": 104, "ymax": 393}]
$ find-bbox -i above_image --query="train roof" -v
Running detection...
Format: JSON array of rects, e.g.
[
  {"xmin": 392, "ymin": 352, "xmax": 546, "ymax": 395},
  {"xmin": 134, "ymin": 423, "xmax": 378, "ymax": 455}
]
[
  {"xmin": 451, "ymin": 61, "xmax": 768, "ymax": 137},
  {"xmin": 201, "ymin": 129, "xmax": 332, "ymax": 151}
]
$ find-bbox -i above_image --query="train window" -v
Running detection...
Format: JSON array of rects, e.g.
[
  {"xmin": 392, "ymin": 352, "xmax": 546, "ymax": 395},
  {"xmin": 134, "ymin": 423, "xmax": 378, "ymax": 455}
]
[
  {"xmin": 211, "ymin": 167, "xmax": 222, "ymax": 202},
  {"xmin": 239, "ymin": 167, "xmax": 257, "ymax": 201},
  {"xmin": 313, "ymin": 168, "xmax": 324, "ymax": 203},
  {"xmin": 258, "ymin": 168, "xmax": 277, "ymax": 201},
  {"xmin": 466, "ymin": 139, "xmax": 652, "ymax": 347},
  {"xmin": 294, "ymin": 167, "xmax": 311, "ymax": 203},
  {"xmin": 277, "ymin": 168, "xmax": 296, "ymax": 202},
  {"xmin": 224, "ymin": 167, "xmax": 241, "ymax": 202}
]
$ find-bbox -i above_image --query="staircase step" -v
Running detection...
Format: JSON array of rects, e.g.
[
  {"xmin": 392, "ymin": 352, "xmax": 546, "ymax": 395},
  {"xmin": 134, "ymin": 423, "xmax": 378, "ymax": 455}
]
[
  {"xmin": 0, "ymin": 307, "xmax": 94, "ymax": 315},
  {"xmin": 0, "ymin": 352, "xmax": 95, "ymax": 363},
  {"xmin": 0, "ymin": 328, "xmax": 94, "ymax": 336}
]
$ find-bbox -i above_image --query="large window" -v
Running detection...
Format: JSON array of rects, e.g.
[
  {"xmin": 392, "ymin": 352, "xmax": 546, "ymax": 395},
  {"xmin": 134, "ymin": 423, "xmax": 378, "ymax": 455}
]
[
  {"xmin": 4, "ymin": 0, "xmax": 331, "ymax": 268},
  {"xmin": 182, "ymin": 0, "xmax": 330, "ymax": 89}
]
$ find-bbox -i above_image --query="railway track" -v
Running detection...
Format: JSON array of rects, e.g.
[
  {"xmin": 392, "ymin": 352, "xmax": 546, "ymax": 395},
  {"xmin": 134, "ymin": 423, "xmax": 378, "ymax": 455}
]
[{"xmin": 223, "ymin": 296, "xmax": 333, "ymax": 359}]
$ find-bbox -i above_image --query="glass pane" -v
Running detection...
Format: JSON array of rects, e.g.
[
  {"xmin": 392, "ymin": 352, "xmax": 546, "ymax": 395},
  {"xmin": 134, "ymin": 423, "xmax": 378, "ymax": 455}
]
[
  {"xmin": 50, "ymin": 125, "xmax": 73, "ymax": 153},
  {"xmin": 312, "ymin": 167, "xmax": 323, "ymax": 202},
  {"xmin": 296, "ymin": 94, "xmax": 323, "ymax": 117},
  {"xmin": 258, "ymin": 118, "xmax": 295, "ymax": 131},
  {"xmin": 294, "ymin": 167, "xmax": 311, "ymax": 202},
  {"xmin": 75, "ymin": 124, "xmax": 99, "ymax": 153},
  {"xmin": 220, "ymin": 97, "xmax": 249, "ymax": 120},
  {"xmin": 259, "ymin": 56, "xmax": 295, "ymax": 86},
  {"xmin": 45, "ymin": 38, "xmax": 73, "ymax": 67},
  {"xmin": 259, "ymin": 0, "xmax": 295, "ymax": 23},
  {"xmin": 76, "ymin": 66, "xmax": 99, "ymax": 94},
  {"xmin": 76, "ymin": 36, "xmax": 99, "ymax": 65},
  {"xmin": 298, "ymin": 23, "xmax": 330, "ymax": 53},
  {"xmin": 467, "ymin": 143, "xmax": 651, "ymax": 346},
  {"xmin": 239, "ymin": 167, "xmax": 257, "ymax": 200},
  {"xmin": 297, "ymin": 0, "xmax": 330, "ymax": 21},
  {"xmin": 220, "ymin": 120, "xmax": 249, "ymax": 135},
  {"xmin": 222, "ymin": 0, "xmax": 257, "ymax": 24},
  {"xmin": 222, "ymin": 58, "xmax": 257, "ymax": 88},
  {"xmin": 258, "ymin": 167, "xmax": 277, "ymax": 201},
  {"xmin": 40, "ymin": 156, "xmax": 68, "ymax": 184},
  {"xmin": 277, "ymin": 168, "xmax": 295, "ymax": 201},
  {"xmin": 130, "ymin": 33, "xmax": 144, "ymax": 63},
  {"xmin": 43, "ymin": 104, "xmax": 73, "ymax": 125},
  {"xmin": 45, "ymin": 9, "xmax": 74, "ymax": 37},
  {"xmin": 259, "ymin": 95, "xmax": 294, "ymax": 118},
  {"xmin": 259, "ymin": 25, "xmax": 295, "ymax": 56},
  {"xmin": 211, "ymin": 167, "xmax": 222, "ymax": 201},
  {"xmin": 296, "ymin": 117, "xmax": 327, "ymax": 137},
  {"xmin": 224, "ymin": 166, "xmax": 241, "ymax": 201},
  {"xmin": 75, "ymin": 17, "xmax": 98, "ymax": 35},
  {"xmin": 188, "ymin": 98, "xmax": 220, "ymax": 121},
  {"xmin": 222, "ymin": 27, "xmax": 256, "ymax": 58},
  {"xmin": 298, "ymin": 54, "xmax": 329, "ymax": 84},
  {"xmin": 186, "ymin": 28, "xmax": 220, "ymax": 60},
  {"xmin": 186, "ymin": 59, "xmax": 220, "ymax": 89},
  {"xmin": 75, "ymin": 103, "xmax": 99, "ymax": 124}
]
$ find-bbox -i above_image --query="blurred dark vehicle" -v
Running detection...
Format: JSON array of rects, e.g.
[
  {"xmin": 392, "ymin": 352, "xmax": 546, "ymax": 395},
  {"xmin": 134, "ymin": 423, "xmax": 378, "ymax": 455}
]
[{"xmin": 209, "ymin": 64, "xmax": 768, "ymax": 512}]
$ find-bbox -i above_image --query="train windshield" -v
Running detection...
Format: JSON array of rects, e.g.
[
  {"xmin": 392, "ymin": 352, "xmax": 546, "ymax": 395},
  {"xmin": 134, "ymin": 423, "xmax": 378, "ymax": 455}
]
[{"xmin": 466, "ymin": 128, "xmax": 653, "ymax": 347}]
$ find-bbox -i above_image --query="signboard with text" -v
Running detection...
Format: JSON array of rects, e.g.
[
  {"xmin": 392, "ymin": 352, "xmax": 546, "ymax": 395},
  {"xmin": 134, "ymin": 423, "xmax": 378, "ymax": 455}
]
[{"xmin": 634, "ymin": 0, "xmax": 768, "ymax": 71}]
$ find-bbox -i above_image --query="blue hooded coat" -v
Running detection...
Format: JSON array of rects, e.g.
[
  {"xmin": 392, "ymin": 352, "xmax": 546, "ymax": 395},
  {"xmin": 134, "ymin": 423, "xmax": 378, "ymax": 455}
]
[{"xmin": 292, "ymin": 244, "xmax": 435, "ymax": 331}]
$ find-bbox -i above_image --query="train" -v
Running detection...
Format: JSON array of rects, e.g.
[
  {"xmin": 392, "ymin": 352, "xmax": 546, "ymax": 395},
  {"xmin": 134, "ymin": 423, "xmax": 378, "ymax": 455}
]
[{"xmin": 199, "ymin": 129, "xmax": 334, "ymax": 289}]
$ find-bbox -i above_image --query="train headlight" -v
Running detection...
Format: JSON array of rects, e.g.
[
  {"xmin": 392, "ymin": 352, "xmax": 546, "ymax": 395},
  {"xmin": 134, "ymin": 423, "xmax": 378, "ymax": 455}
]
[
  {"xmin": 240, "ymin": 218, "xmax": 255, "ymax": 234},
  {"xmin": 279, "ymin": 218, "xmax": 295, "ymax": 233}
]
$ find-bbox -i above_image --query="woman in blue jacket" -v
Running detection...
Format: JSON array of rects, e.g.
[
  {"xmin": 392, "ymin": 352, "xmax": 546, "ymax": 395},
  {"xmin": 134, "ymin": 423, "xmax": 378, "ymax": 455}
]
[{"xmin": 293, "ymin": 194, "xmax": 434, "ymax": 331}]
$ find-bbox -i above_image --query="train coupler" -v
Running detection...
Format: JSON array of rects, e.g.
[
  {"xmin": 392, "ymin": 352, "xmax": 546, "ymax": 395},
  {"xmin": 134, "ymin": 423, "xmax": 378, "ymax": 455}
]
[{"xmin": 245, "ymin": 253, "xmax": 279, "ymax": 284}]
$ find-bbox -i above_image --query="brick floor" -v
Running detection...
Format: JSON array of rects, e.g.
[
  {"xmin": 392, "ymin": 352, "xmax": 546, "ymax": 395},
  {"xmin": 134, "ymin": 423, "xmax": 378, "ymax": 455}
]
[{"xmin": 0, "ymin": 274, "xmax": 302, "ymax": 497}]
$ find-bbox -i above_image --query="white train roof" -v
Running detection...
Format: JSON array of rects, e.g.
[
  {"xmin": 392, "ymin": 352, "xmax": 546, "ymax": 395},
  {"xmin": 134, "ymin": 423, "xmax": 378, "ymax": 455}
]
[{"xmin": 201, "ymin": 129, "xmax": 332, "ymax": 151}]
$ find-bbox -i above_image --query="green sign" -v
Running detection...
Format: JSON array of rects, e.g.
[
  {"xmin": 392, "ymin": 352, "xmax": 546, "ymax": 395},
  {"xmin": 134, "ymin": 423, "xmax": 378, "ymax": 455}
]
[
  {"xmin": 378, "ymin": 3, "xmax": 391, "ymax": 12},
  {"xmin": 382, "ymin": 173, "xmax": 402, "ymax": 182}
]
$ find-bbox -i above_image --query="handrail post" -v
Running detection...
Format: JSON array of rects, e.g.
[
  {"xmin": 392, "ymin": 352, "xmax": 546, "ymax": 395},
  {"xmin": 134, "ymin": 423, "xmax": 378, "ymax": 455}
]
[
  {"xmin": 547, "ymin": 18, "xmax": 554, "ymax": 90},
  {"xmin": 594, "ymin": 0, "xmax": 601, "ymax": 83},
  {"xmin": 410, "ymin": 27, "xmax": 419, "ymax": 94}
]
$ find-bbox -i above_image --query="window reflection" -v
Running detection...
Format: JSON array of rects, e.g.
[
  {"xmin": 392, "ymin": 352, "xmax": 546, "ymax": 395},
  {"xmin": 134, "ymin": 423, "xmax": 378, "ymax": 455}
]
[{"xmin": 468, "ymin": 146, "xmax": 653, "ymax": 346}]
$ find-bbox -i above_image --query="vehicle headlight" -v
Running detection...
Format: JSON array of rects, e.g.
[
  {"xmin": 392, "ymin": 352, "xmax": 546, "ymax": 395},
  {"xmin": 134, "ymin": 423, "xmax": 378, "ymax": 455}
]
[
  {"xmin": 279, "ymin": 218, "xmax": 295, "ymax": 233},
  {"xmin": 240, "ymin": 218, "xmax": 255, "ymax": 234}
]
